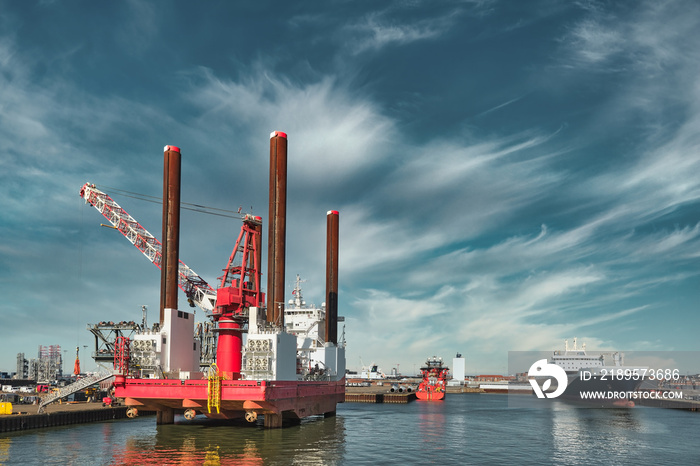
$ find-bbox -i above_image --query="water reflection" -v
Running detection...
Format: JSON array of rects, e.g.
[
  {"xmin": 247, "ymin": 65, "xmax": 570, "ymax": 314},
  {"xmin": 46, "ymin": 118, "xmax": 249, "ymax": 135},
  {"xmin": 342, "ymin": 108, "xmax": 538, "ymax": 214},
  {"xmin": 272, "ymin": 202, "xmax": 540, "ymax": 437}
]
[
  {"xmin": 109, "ymin": 414, "xmax": 346, "ymax": 465},
  {"xmin": 0, "ymin": 437, "xmax": 11, "ymax": 465},
  {"xmin": 549, "ymin": 402, "xmax": 648, "ymax": 464},
  {"xmin": 416, "ymin": 400, "xmax": 446, "ymax": 445},
  {"xmin": 2, "ymin": 395, "xmax": 697, "ymax": 464}
]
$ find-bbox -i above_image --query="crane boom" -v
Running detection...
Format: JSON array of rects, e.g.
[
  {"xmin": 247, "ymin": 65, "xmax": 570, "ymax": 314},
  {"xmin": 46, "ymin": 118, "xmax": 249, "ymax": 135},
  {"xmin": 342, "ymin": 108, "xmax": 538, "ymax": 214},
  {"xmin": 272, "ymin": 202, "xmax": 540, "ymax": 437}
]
[{"xmin": 79, "ymin": 182, "xmax": 216, "ymax": 314}]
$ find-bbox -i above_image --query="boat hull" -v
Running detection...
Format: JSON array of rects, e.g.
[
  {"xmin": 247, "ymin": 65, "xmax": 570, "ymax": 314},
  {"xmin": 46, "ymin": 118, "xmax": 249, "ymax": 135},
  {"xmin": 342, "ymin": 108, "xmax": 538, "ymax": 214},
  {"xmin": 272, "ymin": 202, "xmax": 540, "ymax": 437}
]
[
  {"xmin": 560, "ymin": 374, "xmax": 643, "ymax": 406},
  {"xmin": 416, "ymin": 389, "xmax": 445, "ymax": 401},
  {"xmin": 115, "ymin": 377, "xmax": 345, "ymax": 426}
]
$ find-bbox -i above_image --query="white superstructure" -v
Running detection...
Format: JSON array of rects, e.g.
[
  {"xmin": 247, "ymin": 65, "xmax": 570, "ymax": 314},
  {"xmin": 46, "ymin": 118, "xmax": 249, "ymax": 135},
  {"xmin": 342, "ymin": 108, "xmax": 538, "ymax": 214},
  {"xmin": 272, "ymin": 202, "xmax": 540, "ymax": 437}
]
[
  {"xmin": 242, "ymin": 275, "xmax": 346, "ymax": 382},
  {"xmin": 551, "ymin": 338, "xmax": 645, "ymax": 377}
]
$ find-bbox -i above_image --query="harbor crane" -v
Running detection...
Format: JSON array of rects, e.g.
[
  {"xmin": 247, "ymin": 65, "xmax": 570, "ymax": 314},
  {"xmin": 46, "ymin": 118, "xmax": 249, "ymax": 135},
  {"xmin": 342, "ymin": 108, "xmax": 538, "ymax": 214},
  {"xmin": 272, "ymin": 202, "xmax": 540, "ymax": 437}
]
[{"xmin": 79, "ymin": 183, "xmax": 217, "ymax": 315}]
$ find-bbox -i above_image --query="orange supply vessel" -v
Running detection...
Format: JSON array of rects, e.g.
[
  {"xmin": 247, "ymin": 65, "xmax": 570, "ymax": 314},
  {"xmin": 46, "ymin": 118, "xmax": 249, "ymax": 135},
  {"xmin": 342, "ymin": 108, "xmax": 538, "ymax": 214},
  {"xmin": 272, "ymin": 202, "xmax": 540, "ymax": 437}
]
[{"xmin": 416, "ymin": 356, "xmax": 449, "ymax": 401}]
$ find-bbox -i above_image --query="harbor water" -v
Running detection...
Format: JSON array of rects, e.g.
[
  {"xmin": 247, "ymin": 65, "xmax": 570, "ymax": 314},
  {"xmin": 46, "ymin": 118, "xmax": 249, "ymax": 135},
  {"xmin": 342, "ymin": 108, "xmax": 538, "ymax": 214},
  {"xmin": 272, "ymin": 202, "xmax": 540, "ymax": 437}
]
[{"xmin": 1, "ymin": 394, "xmax": 698, "ymax": 465}]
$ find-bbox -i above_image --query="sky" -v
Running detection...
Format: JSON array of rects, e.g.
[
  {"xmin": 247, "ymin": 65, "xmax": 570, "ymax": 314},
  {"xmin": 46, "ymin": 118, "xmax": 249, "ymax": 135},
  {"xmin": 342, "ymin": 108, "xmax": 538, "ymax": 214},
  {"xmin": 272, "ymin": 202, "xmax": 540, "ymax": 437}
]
[{"xmin": 1, "ymin": 0, "xmax": 699, "ymax": 376}]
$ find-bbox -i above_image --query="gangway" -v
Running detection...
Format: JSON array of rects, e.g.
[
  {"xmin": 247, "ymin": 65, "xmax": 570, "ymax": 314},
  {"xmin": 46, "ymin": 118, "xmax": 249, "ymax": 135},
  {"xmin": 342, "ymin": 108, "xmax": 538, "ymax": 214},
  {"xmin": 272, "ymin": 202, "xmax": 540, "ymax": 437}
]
[{"xmin": 37, "ymin": 372, "xmax": 114, "ymax": 413}]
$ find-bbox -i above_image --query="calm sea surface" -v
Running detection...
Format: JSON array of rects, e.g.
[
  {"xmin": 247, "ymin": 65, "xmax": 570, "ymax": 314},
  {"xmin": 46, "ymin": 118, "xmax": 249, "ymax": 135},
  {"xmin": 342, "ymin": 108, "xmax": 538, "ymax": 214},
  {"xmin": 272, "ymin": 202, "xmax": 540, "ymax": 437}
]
[{"xmin": 1, "ymin": 394, "xmax": 697, "ymax": 465}]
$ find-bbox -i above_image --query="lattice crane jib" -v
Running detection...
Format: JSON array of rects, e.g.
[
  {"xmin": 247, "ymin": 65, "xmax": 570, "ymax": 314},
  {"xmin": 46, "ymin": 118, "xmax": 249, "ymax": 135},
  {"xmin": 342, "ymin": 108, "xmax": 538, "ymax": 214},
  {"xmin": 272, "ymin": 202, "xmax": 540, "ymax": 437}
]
[{"xmin": 79, "ymin": 183, "xmax": 216, "ymax": 314}]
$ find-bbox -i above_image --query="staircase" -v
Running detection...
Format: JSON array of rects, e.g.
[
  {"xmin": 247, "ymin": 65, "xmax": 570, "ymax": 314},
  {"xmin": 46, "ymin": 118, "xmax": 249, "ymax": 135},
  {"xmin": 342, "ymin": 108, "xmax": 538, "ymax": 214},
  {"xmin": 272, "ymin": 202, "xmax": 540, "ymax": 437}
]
[{"xmin": 38, "ymin": 372, "xmax": 114, "ymax": 413}]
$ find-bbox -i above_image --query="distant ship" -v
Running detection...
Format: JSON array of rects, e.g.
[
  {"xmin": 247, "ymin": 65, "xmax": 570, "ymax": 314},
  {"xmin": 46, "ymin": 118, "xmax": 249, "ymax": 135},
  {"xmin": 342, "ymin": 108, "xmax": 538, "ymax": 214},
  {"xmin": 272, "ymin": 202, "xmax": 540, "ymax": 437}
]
[
  {"xmin": 345, "ymin": 362, "xmax": 385, "ymax": 387},
  {"xmin": 547, "ymin": 338, "xmax": 647, "ymax": 406},
  {"xmin": 416, "ymin": 356, "xmax": 448, "ymax": 401},
  {"xmin": 359, "ymin": 364, "xmax": 385, "ymax": 380}
]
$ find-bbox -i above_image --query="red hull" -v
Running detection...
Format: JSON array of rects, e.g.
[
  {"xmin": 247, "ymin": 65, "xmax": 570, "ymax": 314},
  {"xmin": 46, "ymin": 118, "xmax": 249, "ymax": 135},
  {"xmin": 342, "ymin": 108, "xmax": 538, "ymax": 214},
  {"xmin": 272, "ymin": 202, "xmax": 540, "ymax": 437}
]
[
  {"xmin": 416, "ymin": 387, "xmax": 446, "ymax": 401},
  {"xmin": 115, "ymin": 377, "xmax": 345, "ymax": 426}
]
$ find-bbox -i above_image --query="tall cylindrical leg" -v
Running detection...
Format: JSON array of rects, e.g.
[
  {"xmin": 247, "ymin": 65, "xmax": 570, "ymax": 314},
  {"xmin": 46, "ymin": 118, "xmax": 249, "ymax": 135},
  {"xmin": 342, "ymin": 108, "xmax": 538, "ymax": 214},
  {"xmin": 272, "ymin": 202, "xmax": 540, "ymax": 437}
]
[
  {"xmin": 160, "ymin": 145, "xmax": 181, "ymax": 324},
  {"xmin": 267, "ymin": 131, "xmax": 287, "ymax": 326},
  {"xmin": 325, "ymin": 210, "xmax": 339, "ymax": 344}
]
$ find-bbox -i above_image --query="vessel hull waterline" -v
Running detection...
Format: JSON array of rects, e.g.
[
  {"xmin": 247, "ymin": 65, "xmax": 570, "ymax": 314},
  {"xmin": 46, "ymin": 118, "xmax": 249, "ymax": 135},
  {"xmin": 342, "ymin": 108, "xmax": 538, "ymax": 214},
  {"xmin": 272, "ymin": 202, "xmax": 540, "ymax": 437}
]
[
  {"xmin": 415, "ymin": 390, "xmax": 445, "ymax": 401},
  {"xmin": 115, "ymin": 378, "xmax": 345, "ymax": 420}
]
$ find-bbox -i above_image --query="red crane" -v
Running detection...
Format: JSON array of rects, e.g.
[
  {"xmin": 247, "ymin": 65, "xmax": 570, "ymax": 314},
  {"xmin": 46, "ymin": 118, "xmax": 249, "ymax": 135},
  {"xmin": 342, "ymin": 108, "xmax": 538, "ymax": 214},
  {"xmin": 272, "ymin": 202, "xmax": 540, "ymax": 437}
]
[
  {"xmin": 73, "ymin": 346, "xmax": 81, "ymax": 376},
  {"xmin": 212, "ymin": 214, "xmax": 266, "ymax": 379}
]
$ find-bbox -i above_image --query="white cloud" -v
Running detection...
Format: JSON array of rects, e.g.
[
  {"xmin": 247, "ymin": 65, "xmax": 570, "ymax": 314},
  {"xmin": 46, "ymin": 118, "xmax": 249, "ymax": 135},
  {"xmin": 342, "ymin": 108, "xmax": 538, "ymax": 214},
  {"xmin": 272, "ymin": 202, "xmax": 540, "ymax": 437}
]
[
  {"xmin": 185, "ymin": 68, "xmax": 396, "ymax": 183},
  {"xmin": 622, "ymin": 120, "xmax": 700, "ymax": 211},
  {"xmin": 630, "ymin": 224, "xmax": 700, "ymax": 257},
  {"xmin": 345, "ymin": 8, "xmax": 461, "ymax": 54},
  {"xmin": 516, "ymin": 268, "xmax": 604, "ymax": 308},
  {"xmin": 561, "ymin": 0, "xmax": 700, "ymax": 74},
  {"xmin": 577, "ymin": 305, "xmax": 648, "ymax": 328},
  {"xmin": 567, "ymin": 18, "xmax": 623, "ymax": 65}
]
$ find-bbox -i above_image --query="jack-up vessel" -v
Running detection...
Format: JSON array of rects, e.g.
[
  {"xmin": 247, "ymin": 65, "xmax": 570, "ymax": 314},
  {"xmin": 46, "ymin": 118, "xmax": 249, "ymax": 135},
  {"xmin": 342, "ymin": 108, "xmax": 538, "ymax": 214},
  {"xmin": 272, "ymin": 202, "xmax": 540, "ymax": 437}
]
[{"xmin": 84, "ymin": 132, "xmax": 345, "ymax": 428}]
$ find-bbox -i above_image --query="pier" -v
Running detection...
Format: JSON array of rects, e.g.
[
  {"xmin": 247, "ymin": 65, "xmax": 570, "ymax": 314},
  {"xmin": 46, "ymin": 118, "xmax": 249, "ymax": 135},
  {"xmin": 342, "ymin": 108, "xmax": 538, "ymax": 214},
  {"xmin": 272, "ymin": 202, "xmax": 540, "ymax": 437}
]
[
  {"xmin": 0, "ymin": 403, "xmax": 154, "ymax": 433},
  {"xmin": 344, "ymin": 386, "xmax": 416, "ymax": 403},
  {"xmin": 344, "ymin": 392, "xmax": 417, "ymax": 403},
  {"xmin": 636, "ymin": 397, "xmax": 700, "ymax": 411}
]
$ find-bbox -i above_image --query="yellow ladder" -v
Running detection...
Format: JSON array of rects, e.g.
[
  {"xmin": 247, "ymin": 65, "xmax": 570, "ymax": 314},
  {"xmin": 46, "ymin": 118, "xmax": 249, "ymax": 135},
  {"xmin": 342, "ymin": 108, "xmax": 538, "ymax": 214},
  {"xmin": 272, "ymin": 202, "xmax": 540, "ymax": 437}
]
[{"xmin": 207, "ymin": 363, "xmax": 223, "ymax": 414}]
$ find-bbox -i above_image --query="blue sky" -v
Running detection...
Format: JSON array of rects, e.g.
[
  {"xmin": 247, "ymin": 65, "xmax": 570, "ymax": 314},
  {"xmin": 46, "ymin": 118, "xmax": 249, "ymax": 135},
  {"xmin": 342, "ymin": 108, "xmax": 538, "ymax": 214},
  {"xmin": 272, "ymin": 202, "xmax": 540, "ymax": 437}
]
[{"xmin": 1, "ymin": 0, "xmax": 699, "ymax": 376}]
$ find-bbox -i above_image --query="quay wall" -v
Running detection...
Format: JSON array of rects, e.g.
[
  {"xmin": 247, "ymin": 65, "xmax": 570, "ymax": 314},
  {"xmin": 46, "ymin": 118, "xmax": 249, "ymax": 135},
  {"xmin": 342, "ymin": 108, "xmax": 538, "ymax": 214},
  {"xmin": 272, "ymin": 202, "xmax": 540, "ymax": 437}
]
[
  {"xmin": 636, "ymin": 397, "xmax": 700, "ymax": 411},
  {"xmin": 0, "ymin": 407, "xmax": 148, "ymax": 433},
  {"xmin": 344, "ymin": 393, "xmax": 416, "ymax": 403}
]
